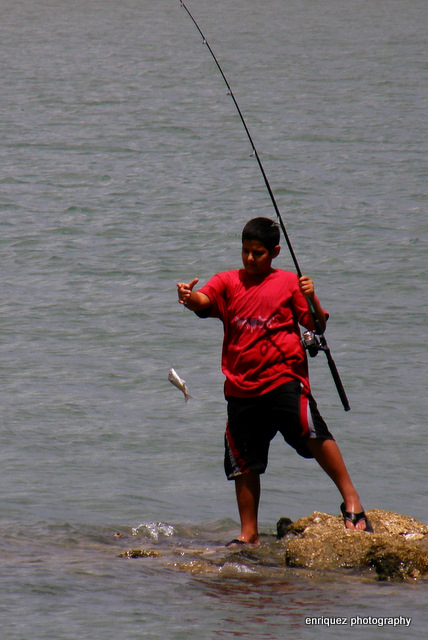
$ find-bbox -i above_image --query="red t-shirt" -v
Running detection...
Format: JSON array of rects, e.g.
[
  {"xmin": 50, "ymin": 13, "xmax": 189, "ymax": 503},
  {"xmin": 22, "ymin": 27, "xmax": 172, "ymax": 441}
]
[{"xmin": 198, "ymin": 268, "xmax": 320, "ymax": 398}]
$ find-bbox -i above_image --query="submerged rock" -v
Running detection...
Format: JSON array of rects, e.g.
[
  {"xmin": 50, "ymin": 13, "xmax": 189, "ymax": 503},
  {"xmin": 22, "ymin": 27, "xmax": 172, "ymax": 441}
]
[
  {"xmin": 277, "ymin": 509, "xmax": 428, "ymax": 581},
  {"xmin": 118, "ymin": 548, "xmax": 162, "ymax": 559}
]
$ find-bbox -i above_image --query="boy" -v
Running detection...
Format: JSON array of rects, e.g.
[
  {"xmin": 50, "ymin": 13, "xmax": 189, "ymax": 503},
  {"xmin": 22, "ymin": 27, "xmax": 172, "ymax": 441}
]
[{"xmin": 177, "ymin": 217, "xmax": 372, "ymax": 544}]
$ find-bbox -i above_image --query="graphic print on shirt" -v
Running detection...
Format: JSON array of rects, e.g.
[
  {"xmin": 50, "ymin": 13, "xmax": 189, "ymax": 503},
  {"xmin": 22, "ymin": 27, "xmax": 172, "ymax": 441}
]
[{"xmin": 233, "ymin": 312, "xmax": 281, "ymax": 333}]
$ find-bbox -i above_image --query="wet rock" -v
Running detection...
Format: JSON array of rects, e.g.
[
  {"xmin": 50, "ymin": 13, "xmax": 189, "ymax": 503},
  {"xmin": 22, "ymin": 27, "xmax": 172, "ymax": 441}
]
[
  {"xmin": 173, "ymin": 559, "xmax": 220, "ymax": 575},
  {"xmin": 277, "ymin": 517, "xmax": 293, "ymax": 539},
  {"xmin": 118, "ymin": 548, "xmax": 162, "ymax": 559},
  {"xmin": 277, "ymin": 509, "xmax": 428, "ymax": 581}
]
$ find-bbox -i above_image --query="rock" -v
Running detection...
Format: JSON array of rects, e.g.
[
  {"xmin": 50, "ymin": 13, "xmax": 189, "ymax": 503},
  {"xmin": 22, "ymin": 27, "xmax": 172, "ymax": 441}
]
[
  {"xmin": 118, "ymin": 548, "xmax": 162, "ymax": 559},
  {"xmin": 277, "ymin": 517, "xmax": 293, "ymax": 538},
  {"xmin": 277, "ymin": 509, "xmax": 428, "ymax": 581}
]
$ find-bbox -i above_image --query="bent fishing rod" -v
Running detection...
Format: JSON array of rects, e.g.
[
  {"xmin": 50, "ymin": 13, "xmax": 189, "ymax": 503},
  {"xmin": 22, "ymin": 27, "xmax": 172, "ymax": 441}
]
[{"xmin": 178, "ymin": 1, "xmax": 350, "ymax": 411}]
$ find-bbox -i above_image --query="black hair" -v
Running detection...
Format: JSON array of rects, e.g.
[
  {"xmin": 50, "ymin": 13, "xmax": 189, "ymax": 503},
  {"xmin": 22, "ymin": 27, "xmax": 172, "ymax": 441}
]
[{"xmin": 241, "ymin": 217, "xmax": 280, "ymax": 252}]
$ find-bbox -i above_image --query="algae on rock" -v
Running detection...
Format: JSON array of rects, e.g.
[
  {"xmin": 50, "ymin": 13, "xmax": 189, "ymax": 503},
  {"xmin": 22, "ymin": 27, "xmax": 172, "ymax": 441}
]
[{"xmin": 277, "ymin": 509, "xmax": 428, "ymax": 581}]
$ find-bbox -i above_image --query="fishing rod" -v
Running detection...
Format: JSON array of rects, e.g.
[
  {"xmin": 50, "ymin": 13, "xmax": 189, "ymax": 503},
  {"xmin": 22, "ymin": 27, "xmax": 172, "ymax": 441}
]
[{"xmin": 178, "ymin": 1, "xmax": 350, "ymax": 411}]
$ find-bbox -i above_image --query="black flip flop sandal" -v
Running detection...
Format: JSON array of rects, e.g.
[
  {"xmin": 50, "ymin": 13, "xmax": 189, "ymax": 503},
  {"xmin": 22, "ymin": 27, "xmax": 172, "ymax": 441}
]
[
  {"xmin": 340, "ymin": 502, "xmax": 373, "ymax": 533},
  {"xmin": 225, "ymin": 538, "xmax": 247, "ymax": 547}
]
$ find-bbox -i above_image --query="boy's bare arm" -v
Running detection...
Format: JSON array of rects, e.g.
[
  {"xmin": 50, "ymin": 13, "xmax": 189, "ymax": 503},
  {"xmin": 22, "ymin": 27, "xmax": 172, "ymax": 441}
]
[
  {"xmin": 299, "ymin": 276, "xmax": 327, "ymax": 333},
  {"xmin": 177, "ymin": 278, "xmax": 211, "ymax": 312}
]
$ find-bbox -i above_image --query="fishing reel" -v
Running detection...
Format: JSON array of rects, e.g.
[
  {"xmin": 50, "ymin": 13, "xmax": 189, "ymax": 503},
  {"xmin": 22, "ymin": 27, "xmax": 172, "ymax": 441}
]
[{"xmin": 301, "ymin": 330, "xmax": 322, "ymax": 358}]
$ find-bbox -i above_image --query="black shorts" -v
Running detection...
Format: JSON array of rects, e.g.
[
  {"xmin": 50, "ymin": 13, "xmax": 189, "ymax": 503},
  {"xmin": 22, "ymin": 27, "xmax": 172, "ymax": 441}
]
[{"xmin": 224, "ymin": 380, "xmax": 334, "ymax": 479}]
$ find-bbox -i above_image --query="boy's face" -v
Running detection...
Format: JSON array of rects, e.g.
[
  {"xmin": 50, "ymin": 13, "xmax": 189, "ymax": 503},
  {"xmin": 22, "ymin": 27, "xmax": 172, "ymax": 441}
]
[{"xmin": 241, "ymin": 240, "xmax": 280, "ymax": 279}]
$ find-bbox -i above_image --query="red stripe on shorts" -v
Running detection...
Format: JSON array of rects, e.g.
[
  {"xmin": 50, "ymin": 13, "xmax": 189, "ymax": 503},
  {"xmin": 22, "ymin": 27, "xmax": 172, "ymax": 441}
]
[
  {"xmin": 299, "ymin": 385, "xmax": 310, "ymax": 438},
  {"xmin": 225, "ymin": 423, "xmax": 249, "ymax": 476}
]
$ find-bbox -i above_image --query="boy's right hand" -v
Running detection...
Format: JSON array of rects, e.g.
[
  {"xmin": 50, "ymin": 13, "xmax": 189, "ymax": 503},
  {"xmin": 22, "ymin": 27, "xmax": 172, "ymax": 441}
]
[{"xmin": 177, "ymin": 278, "xmax": 199, "ymax": 306}]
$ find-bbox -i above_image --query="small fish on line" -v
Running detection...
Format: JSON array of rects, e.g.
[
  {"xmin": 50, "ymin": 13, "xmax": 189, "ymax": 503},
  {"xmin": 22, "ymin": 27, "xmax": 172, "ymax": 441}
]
[{"xmin": 168, "ymin": 368, "xmax": 192, "ymax": 402}]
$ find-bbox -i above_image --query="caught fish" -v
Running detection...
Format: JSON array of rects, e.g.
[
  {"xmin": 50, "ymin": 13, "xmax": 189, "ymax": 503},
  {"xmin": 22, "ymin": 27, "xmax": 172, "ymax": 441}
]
[{"xmin": 168, "ymin": 367, "xmax": 192, "ymax": 403}]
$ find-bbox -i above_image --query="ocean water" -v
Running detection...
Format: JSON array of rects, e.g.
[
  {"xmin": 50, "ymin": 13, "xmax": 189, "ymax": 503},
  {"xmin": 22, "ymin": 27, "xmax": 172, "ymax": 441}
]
[{"xmin": 0, "ymin": 0, "xmax": 427, "ymax": 638}]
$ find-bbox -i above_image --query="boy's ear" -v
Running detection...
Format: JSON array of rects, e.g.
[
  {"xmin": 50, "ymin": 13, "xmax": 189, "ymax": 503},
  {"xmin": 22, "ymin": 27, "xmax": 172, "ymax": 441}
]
[{"xmin": 271, "ymin": 245, "xmax": 281, "ymax": 259}]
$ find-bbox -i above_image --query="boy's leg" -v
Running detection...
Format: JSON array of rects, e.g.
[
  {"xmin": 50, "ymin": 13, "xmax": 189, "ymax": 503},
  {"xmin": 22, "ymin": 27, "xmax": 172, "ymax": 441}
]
[
  {"xmin": 305, "ymin": 438, "xmax": 368, "ymax": 531},
  {"xmin": 234, "ymin": 470, "xmax": 261, "ymax": 544}
]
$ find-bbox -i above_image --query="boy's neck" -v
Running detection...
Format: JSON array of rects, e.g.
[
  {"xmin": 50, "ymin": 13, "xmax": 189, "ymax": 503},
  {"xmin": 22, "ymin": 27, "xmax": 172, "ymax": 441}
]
[{"xmin": 243, "ymin": 267, "xmax": 276, "ymax": 282}]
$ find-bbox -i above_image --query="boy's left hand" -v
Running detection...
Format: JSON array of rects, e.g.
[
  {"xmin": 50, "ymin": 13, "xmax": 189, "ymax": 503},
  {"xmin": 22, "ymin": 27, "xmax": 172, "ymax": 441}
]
[{"xmin": 299, "ymin": 275, "xmax": 315, "ymax": 300}]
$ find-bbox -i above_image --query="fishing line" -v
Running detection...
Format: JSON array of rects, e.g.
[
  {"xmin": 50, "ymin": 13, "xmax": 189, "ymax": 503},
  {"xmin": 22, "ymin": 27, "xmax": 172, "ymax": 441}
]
[
  {"xmin": 179, "ymin": 1, "xmax": 300, "ymax": 275},
  {"xmin": 178, "ymin": 1, "xmax": 350, "ymax": 411}
]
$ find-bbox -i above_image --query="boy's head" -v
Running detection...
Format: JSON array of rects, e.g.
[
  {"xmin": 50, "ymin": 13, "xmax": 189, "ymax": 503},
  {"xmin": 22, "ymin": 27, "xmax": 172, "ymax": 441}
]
[
  {"xmin": 241, "ymin": 218, "xmax": 281, "ymax": 279},
  {"xmin": 242, "ymin": 217, "xmax": 280, "ymax": 252}
]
